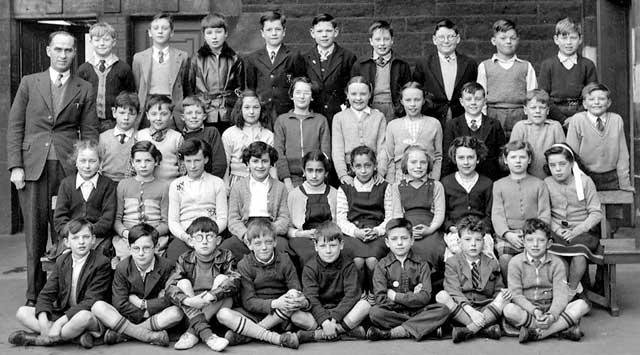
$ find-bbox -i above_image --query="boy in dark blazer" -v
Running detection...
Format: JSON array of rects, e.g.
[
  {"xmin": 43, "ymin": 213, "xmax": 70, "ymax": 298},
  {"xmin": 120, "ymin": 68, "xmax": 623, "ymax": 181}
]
[
  {"xmin": 303, "ymin": 13, "xmax": 357, "ymax": 125},
  {"xmin": 435, "ymin": 216, "xmax": 511, "ymax": 343},
  {"xmin": 442, "ymin": 82, "xmax": 506, "ymax": 180},
  {"xmin": 413, "ymin": 19, "xmax": 478, "ymax": 126},
  {"xmin": 245, "ymin": 11, "xmax": 305, "ymax": 123},
  {"xmin": 91, "ymin": 223, "xmax": 181, "ymax": 346},
  {"xmin": 9, "ymin": 218, "xmax": 112, "ymax": 348},
  {"xmin": 351, "ymin": 20, "xmax": 411, "ymax": 122}
]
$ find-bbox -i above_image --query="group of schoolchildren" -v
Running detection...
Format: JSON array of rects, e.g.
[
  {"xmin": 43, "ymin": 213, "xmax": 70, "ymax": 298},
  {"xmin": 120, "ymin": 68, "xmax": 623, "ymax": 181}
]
[{"xmin": 8, "ymin": 8, "xmax": 634, "ymax": 352}]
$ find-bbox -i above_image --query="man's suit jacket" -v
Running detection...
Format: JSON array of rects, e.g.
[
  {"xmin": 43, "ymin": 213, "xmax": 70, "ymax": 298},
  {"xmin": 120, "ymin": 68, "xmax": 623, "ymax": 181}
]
[
  {"xmin": 443, "ymin": 253, "xmax": 503, "ymax": 306},
  {"xmin": 6, "ymin": 70, "xmax": 98, "ymax": 181},
  {"xmin": 245, "ymin": 44, "xmax": 305, "ymax": 117},
  {"xmin": 302, "ymin": 43, "xmax": 357, "ymax": 123},
  {"xmin": 53, "ymin": 174, "xmax": 117, "ymax": 240},
  {"xmin": 35, "ymin": 250, "xmax": 112, "ymax": 319},
  {"xmin": 112, "ymin": 255, "xmax": 175, "ymax": 324},
  {"xmin": 132, "ymin": 47, "xmax": 189, "ymax": 128},
  {"xmin": 413, "ymin": 52, "xmax": 477, "ymax": 123}
]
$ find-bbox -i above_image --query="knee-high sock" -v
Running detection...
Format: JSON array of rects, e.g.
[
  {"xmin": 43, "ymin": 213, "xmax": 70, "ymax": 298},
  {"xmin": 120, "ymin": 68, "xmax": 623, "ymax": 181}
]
[
  {"xmin": 139, "ymin": 314, "xmax": 162, "ymax": 331},
  {"xmin": 449, "ymin": 304, "xmax": 474, "ymax": 327},
  {"xmin": 539, "ymin": 311, "xmax": 576, "ymax": 339},
  {"xmin": 230, "ymin": 315, "xmax": 281, "ymax": 345},
  {"xmin": 516, "ymin": 311, "xmax": 540, "ymax": 329},
  {"xmin": 469, "ymin": 304, "xmax": 502, "ymax": 333},
  {"xmin": 258, "ymin": 310, "xmax": 290, "ymax": 329},
  {"xmin": 190, "ymin": 314, "xmax": 213, "ymax": 341},
  {"xmin": 113, "ymin": 315, "xmax": 157, "ymax": 342}
]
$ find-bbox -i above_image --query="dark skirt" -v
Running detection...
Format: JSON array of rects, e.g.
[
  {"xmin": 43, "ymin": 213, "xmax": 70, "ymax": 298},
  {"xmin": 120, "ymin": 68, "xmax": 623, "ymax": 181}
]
[
  {"xmin": 343, "ymin": 235, "xmax": 388, "ymax": 259},
  {"xmin": 548, "ymin": 230, "xmax": 603, "ymax": 264}
]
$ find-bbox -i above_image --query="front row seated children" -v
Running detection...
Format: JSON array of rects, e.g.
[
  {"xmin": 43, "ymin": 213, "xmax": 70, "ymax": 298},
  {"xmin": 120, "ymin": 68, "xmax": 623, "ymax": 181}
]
[
  {"xmin": 137, "ymin": 94, "xmax": 184, "ymax": 181},
  {"xmin": 53, "ymin": 140, "xmax": 116, "ymax": 259},
  {"xmin": 367, "ymin": 218, "xmax": 450, "ymax": 341},
  {"xmin": 222, "ymin": 141, "xmax": 291, "ymax": 262},
  {"xmin": 297, "ymin": 221, "xmax": 370, "ymax": 343},
  {"xmin": 165, "ymin": 217, "xmax": 241, "ymax": 351},
  {"xmin": 10, "ymin": 218, "xmax": 112, "ymax": 348},
  {"xmin": 435, "ymin": 216, "xmax": 511, "ymax": 344},
  {"xmin": 288, "ymin": 151, "xmax": 338, "ymax": 265},
  {"xmin": 392, "ymin": 145, "xmax": 445, "ymax": 284},
  {"xmin": 544, "ymin": 144, "xmax": 602, "ymax": 300},
  {"xmin": 166, "ymin": 138, "xmax": 228, "ymax": 264},
  {"xmin": 92, "ymin": 223, "xmax": 181, "ymax": 346},
  {"xmin": 492, "ymin": 140, "xmax": 550, "ymax": 280},
  {"xmin": 503, "ymin": 218, "xmax": 590, "ymax": 343},
  {"xmin": 336, "ymin": 146, "xmax": 396, "ymax": 303},
  {"xmin": 113, "ymin": 141, "xmax": 170, "ymax": 262},
  {"xmin": 99, "ymin": 91, "xmax": 139, "ymax": 182},
  {"xmin": 441, "ymin": 136, "xmax": 495, "ymax": 261},
  {"xmin": 216, "ymin": 219, "xmax": 304, "ymax": 348}
]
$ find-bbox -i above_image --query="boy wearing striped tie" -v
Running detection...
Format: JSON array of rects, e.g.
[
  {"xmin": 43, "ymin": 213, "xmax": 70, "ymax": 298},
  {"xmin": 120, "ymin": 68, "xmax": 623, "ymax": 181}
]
[{"xmin": 435, "ymin": 215, "xmax": 511, "ymax": 343}]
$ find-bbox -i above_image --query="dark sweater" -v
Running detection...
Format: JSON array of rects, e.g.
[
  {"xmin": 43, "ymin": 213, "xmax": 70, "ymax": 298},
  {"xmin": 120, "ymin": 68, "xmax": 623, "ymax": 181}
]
[
  {"xmin": 237, "ymin": 251, "xmax": 301, "ymax": 315},
  {"xmin": 351, "ymin": 55, "xmax": 412, "ymax": 106},
  {"xmin": 77, "ymin": 60, "xmax": 136, "ymax": 121},
  {"xmin": 53, "ymin": 174, "xmax": 117, "ymax": 239},
  {"xmin": 538, "ymin": 55, "xmax": 597, "ymax": 100},
  {"xmin": 441, "ymin": 173, "xmax": 493, "ymax": 232},
  {"xmin": 302, "ymin": 253, "xmax": 360, "ymax": 324},
  {"xmin": 183, "ymin": 126, "xmax": 227, "ymax": 178}
]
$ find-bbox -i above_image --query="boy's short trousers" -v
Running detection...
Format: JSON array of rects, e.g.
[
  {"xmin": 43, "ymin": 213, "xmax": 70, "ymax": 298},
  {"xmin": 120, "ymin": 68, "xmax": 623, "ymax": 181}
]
[{"xmin": 487, "ymin": 106, "xmax": 526, "ymax": 139}]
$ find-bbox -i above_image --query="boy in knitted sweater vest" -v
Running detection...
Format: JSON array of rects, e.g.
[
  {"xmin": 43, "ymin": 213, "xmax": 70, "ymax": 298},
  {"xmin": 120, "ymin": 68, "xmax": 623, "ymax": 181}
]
[{"xmin": 99, "ymin": 91, "xmax": 139, "ymax": 182}]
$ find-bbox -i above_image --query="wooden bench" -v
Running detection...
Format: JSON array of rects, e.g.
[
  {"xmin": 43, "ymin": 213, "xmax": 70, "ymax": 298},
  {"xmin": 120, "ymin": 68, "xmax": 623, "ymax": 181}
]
[{"xmin": 585, "ymin": 190, "xmax": 639, "ymax": 316}]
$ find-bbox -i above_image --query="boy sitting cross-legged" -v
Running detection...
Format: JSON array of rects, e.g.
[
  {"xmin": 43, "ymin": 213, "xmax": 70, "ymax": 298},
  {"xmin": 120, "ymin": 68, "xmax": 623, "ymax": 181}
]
[
  {"xmin": 296, "ymin": 221, "xmax": 370, "ymax": 343},
  {"xmin": 165, "ymin": 216, "xmax": 241, "ymax": 351},
  {"xmin": 367, "ymin": 218, "xmax": 450, "ymax": 342},
  {"xmin": 435, "ymin": 215, "xmax": 511, "ymax": 343},
  {"xmin": 503, "ymin": 218, "xmax": 590, "ymax": 343},
  {"xmin": 9, "ymin": 217, "xmax": 112, "ymax": 348},
  {"xmin": 216, "ymin": 218, "xmax": 304, "ymax": 348},
  {"xmin": 91, "ymin": 223, "xmax": 182, "ymax": 346}
]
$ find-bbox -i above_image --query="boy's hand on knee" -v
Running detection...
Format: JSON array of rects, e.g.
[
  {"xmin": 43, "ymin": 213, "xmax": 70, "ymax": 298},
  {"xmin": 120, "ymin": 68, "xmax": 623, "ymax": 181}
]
[{"xmin": 183, "ymin": 294, "xmax": 210, "ymax": 309}]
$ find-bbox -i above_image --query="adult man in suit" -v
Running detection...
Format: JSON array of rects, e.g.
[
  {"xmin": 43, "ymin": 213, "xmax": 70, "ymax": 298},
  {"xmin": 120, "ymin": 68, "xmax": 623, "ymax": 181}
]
[
  {"xmin": 303, "ymin": 13, "xmax": 357, "ymax": 125},
  {"xmin": 132, "ymin": 13, "xmax": 188, "ymax": 129},
  {"xmin": 413, "ymin": 19, "xmax": 478, "ymax": 126},
  {"xmin": 7, "ymin": 31, "xmax": 98, "ymax": 305}
]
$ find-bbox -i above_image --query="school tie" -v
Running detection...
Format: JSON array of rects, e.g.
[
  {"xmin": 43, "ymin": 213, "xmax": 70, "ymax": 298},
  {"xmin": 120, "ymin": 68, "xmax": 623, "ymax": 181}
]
[
  {"xmin": 118, "ymin": 133, "xmax": 126, "ymax": 144},
  {"xmin": 151, "ymin": 128, "xmax": 168, "ymax": 142},
  {"xmin": 98, "ymin": 59, "xmax": 106, "ymax": 73},
  {"xmin": 158, "ymin": 51, "xmax": 164, "ymax": 64},
  {"xmin": 138, "ymin": 181, "xmax": 147, "ymax": 223},
  {"xmin": 532, "ymin": 259, "xmax": 542, "ymax": 269},
  {"xmin": 54, "ymin": 73, "xmax": 63, "ymax": 88},
  {"xmin": 269, "ymin": 51, "xmax": 276, "ymax": 63},
  {"xmin": 471, "ymin": 261, "xmax": 481, "ymax": 289},
  {"xmin": 375, "ymin": 56, "xmax": 388, "ymax": 67},
  {"xmin": 596, "ymin": 117, "xmax": 605, "ymax": 132},
  {"xmin": 444, "ymin": 55, "xmax": 455, "ymax": 63},
  {"xmin": 469, "ymin": 119, "xmax": 479, "ymax": 131}
]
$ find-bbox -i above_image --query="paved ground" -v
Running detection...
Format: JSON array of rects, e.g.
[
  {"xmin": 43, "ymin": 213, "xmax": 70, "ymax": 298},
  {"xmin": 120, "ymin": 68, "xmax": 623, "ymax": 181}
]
[{"xmin": 0, "ymin": 231, "xmax": 639, "ymax": 355}]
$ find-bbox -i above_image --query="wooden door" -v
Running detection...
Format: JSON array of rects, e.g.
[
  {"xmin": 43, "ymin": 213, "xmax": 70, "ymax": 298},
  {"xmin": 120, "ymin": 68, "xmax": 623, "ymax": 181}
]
[{"xmin": 131, "ymin": 17, "xmax": 202, "ymax": 60}]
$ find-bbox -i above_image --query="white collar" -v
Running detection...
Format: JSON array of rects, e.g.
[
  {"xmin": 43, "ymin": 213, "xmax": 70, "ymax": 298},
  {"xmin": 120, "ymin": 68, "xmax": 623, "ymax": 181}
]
[
  {"xmin": 351, "ymin": 106, "xmax": 371, "ymax": 117},
  {"xmin": 49, "ymin": 67, "xmax": 71, "ymax": 84},
  {"xmin": 438, "ymin": 51, "xmax": 457, "ymax": 61},
  {"xmin": 557, "ymin": 52, "xmax": 578, "ymax": 64},
  {"xmin": 186, "ymin": 171, "xmax": 209, "ymax": 182},
  {"xmin": 75, "ymin": 173, "xmax": 100, "ymax": 190},
  {"xmin": 89, "ymin": 53, "xmax": 118, "ymax": 67},
  {"xmin": 317, "ymin": 44, "xmax": 335, "ymax": 55},
  {"xmin": 113, "ymin": 126, "xmax": 135, "ymax": 137},
  {"xmin": 135, "ymin": 257, "xmax": 155, "ymax": 275},
  {"xmin": 72, "ymin": 253, "xmax": 89, "ymax": 267},
  {"xmin": 465, "ymin": 256, "xmax": 480, "ymax": 269},
  {"xmin": 491, "ymin": 54, "xmax": 521, "ymax": 63},
  {"xmin": 526, "ymin": 253, "xmax": 546, "ymax": 265},
  {"xmin": 153, "ymin": 46, "xmax": 170, "ymax": 56},
  {"xmin": 464, "ymin": 113, "xmax": 482, "ymax": 124},
  {"xmin": 250, "ymin": 175, "xmax": 270, "ymax": 187},
  {"xmin": 266, "ymin": 45, "xmax": 281, "ymax": 55},
  {"xmin": 353, "ymin": 177, "xmax": 374, "ymax": 190},
  {"xmin": 372, "ymin": 51, "xmax": 392, "ymax": 61},
  {"xmin": 587, "ymin": 111, "xmax": 606, "ymax": 123}
]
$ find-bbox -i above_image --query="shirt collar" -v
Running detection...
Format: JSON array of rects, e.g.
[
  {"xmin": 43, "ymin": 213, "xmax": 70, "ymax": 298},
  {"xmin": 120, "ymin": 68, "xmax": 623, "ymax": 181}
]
[
  {"xmin": 317, "ymin": 44, "xmax": 335, "ymax": 56},
  {"xmin": 557, "ymin": 52, "xmax": 578, "ymax": 64},
  {"xmin": 152, "ymin": 46, "xmax": 169, "ymax": 61},
  {"xmin": 249, "ymin": 175, "xmax": 270, "ymax": 188},
  {"xmin": 372, "ymin": 51, "xmax": 392, "ymax": 61},
  {"xmin": 404, "ymin": 175, "xmax": 429, "ymax": 184},
  {"xmin": 49, "ymin": 67, "xmax": 71, "ymax": 84},
  {"xmin": 587, "ymin": 111, "xmax": 606, "ymax": 124},
  {"xmin": 523, "ymin": 119, "xmax": 553, "ymax": 125},
  {"xmin": 89, "ymin": 53, "xmax": 119, "ymax": 67},
  {"xmin": 491, "ymin": 53, "xmax": 522, "ymax": 64},
  {"xmin": 136, "ymin": 257, "xmax": 156, "ymax": 276},
  {"xmin": 113, "ymin": 126, "xmax": 135, "ymax": 137},
  {"xmin": 465, "ymin": 113, "xmax": 482, "ymax": 125},
  {"xmin": 438, "ymin": 51, "xmax": 457, "ymax": 62},
  {"xmin": 465, "ymin": 255, "xmax": 480, "ymax": 269},
  {"xmin": 75, "ymin": 173, "xmax": 99, "ymax": 190},
  {"xmin": 351, "ymin": 106, "xmax": 371, "ymax": 117},
  {"xmin": 353, "ymin": 177, "xmax": 374, "ymax": 190},
  {"xmin": 254, "ymin": 252, "xmax": 276, "ymax": 265},
  {"xmin": 72, "ymin": 253, "xmax": 89, "ymax": 268},
  {"xmin": 526, "ymin": 252, "xmax": 546, "ymax": 265},
  {"xmin": 266, "ymin": 45, "xmax": 281, "ymax": 55}
]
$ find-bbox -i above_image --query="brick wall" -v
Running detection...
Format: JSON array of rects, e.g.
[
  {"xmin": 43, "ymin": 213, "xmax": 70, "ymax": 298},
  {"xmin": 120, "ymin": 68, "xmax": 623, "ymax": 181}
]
[{"xmin": 237, "ymin": 0, "xmax": 584, "ymax": 71}]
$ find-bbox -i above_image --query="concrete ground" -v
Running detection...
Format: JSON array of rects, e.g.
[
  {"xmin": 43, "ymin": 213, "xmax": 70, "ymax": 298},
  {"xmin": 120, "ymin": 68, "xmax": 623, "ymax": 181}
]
[{"xmin": 0, "ymin": 231, "xmax": 639, "ymax": 355}]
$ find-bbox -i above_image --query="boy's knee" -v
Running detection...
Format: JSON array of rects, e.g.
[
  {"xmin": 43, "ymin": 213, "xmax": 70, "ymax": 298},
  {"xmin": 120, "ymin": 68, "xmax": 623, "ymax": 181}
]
[
  {"xmin": 91, "ymin": 300, "xmax": 109, "ymax": 315},
  {"xmin": 213, "ymin": 274, "xmax": 229, "ymax": 289},
  {"xmin": 353, "ymin": 258, "xmax": 365, "ymax": 268},
  {"xmin": 165, "ymin": 306, "xmax": 184, "ymax": 321},
  {"xmin": 72, "ymin": 310, "xmax": 95, "ymax": 324},
  {"xmin": 569, "ymin": 299, "xmax": 591, "ymax": 314},
  {"xmin": 502, "ymin": 303, "xmax": 520, "ymax": 319},
  {"xmin": 176, "ymin": 279, "xmax": 192, "ymax": 289},
  {"xmin": 16, "ymin": 306, "xmax": 33, "ymax": 322},
  {"xmin": 434, "ymin": 290, "xmax": 450, "ymax": 304},
  {"xmin": 215, "ymin": 307, "xmax": 234, "ymax": 323}
]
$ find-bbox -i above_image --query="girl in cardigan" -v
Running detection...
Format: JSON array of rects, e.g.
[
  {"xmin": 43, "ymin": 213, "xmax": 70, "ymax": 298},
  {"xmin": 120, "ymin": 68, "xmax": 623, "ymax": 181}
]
[
  {"xmin": 385, "ymin": 82, "xmax": 442, "ymax": 182},
  {"xmin": 288, "ymin": 151, "xmax": 337, "ymax": 265},
  {"xmin": 220, "ymin": 141, "xmax": 291, "ymax": 262},
  {"xmin": 165, "ymin": 138, "xmax": 228, "ymax": 264},
  {"xmin": 441, "ymin": 136, "xmax": 494, "ymax": 262},
  {"xmin": 492, "ymin": 140, "xmax": 551, "ymax": 280},
  {"xmin": 113, "ymin": 141, "xmax": 170, "ymax": 261},
  {"xmin": 544, "ymin": 143, "xmax": 603, "ymax": 298},
  {"xmin": 337, "ymin": 145, "xmax": 396, "ymax": 303},
  {"xmin": 53, "ymin": 140, "xmax": 116, "ymax": 259},
  {"xmin": 221, "ymin": 90, "xmax": 275, "ymax": 188},
  {"xmin": 332, "ymin": 76, "xmax": 387, "ymax": 185},
  {"xmin": 392, "ymin": 144, "xmax": 446, "ymax": 284}
]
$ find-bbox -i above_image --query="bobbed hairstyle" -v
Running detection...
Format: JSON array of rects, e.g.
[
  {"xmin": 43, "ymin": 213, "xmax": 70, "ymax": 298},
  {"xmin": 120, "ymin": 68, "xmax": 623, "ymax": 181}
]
[
  {"xmin": 131, "ymin": 140, "xmax": 163, "ymax": 164},
  {"xmin": 400, "ymin": 145, "xmax": 434, "ymax": 176},
  {"xmin": 242, "ymin": 141, "xmax": 279, "ymax": 166},
  {"xmin": 447, "ymin": 136, "xmax": 488, "ymax": 163},
  {"xmin": 178, "ymin": 138, "xmax": 212, "ymax": 161}
]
